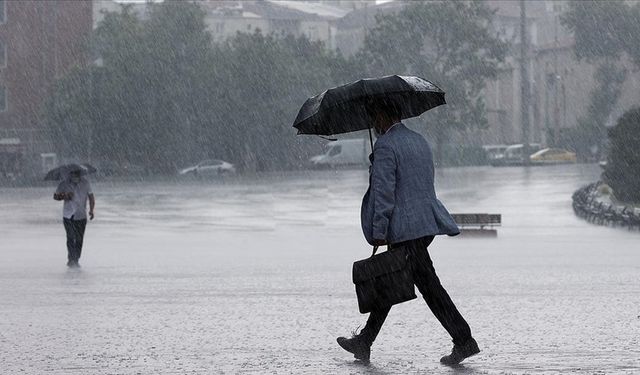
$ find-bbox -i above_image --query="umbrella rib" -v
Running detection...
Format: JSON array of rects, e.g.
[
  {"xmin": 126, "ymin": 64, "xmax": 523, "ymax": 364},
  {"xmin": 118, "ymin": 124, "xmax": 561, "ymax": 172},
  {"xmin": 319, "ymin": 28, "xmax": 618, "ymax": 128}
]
[
  {"xmin": 295, "ymin": 91, "xmax": 445, "ymax": 129},
  {"xmin": 295, "ymin": 90, "xmax": 443, "ymax": 126},
  {"xmin": 293, "ymin": 75, "xmax": 446, "ymax": 137}
]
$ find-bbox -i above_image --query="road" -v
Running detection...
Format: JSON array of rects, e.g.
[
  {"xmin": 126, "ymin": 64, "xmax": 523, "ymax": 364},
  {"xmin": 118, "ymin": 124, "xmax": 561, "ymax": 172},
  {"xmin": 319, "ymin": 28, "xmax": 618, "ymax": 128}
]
[{"xmin": 1, "ymin": 164, "xmax": 638, "ymax": 374}]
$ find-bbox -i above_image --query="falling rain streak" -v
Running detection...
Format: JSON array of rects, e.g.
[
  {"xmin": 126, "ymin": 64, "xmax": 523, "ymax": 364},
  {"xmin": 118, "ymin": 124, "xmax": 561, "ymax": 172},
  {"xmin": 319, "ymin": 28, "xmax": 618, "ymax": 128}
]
[{"xmin": 0, "ymin": 1, "xmax": 639, "ymax": 374}]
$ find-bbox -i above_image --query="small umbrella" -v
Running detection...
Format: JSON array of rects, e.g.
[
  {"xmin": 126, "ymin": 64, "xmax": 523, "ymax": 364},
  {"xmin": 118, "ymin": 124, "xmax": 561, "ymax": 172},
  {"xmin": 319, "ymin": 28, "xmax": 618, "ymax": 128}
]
[
  {"xmin": 293, "ymin": 75, "xmax": 446, "ymax": 148},
  {"xmin": 44, "ymin": 163, "xmax": 97, "ymax": 181}
]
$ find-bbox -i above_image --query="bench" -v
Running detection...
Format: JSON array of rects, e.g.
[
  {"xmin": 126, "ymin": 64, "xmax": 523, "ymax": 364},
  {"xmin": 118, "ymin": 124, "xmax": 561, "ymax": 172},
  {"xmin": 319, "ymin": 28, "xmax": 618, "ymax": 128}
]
[{"xmin": 451, "ymin": 213, "xmax": 501, "ymax": 236}]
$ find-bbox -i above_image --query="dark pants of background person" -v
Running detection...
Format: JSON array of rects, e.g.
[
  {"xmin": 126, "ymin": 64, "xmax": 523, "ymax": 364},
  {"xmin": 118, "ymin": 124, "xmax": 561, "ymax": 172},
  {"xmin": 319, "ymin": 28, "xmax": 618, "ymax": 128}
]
[
  {"xmin": 359, "ymin": 235, "xmax": 473, "ymax": 346},
  {"xmin": 63, "ymin": 217, "xmax": 87, "ymax": 262}
]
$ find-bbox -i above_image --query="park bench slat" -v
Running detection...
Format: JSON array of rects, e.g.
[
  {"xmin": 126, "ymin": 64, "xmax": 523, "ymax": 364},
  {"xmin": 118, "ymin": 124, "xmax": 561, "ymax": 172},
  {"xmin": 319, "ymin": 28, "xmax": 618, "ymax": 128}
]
[{"xmin": 451, "ymin": 213, "xmax": 502, "ymax": 228}]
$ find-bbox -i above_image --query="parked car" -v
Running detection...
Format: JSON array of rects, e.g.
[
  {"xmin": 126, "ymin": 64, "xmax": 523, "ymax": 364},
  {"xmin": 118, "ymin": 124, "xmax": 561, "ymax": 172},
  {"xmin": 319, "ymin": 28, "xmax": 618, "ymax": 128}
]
[
  {"xmin": 310, "ymin": 139, "xmax": 371, "ymax": 168},
  {"xmin": 491, "ymin": 143, "xmax": 542, "ymax": 166},
  {"xmin": 95, "ymin": 161, "xmax": 148, "ymax": 178},
  {"xmin": 529, "ymin": 148, "xmax": 577, "ymax": 164},
  {"xmin": 178, "ymin": 159, "xmax": 236, "ymax": 177},
  {"xmin": 482, "ymin": 144, "xmax": 509, "ymax": 165}
]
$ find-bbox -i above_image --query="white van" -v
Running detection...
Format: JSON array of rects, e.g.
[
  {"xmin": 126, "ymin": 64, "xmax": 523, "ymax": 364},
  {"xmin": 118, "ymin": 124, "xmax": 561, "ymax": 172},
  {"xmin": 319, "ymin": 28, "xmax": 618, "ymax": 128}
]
[
  {"xmin": 310, "ymin": 139, "xmax": 371, "ymax": 168},
  {"xmin": 502, "ymin": 143, "xmax": 542, "ymax": 165},
  {"xmin": 483, "ymin": 144, "xmax": 509, "ymax": 166}
]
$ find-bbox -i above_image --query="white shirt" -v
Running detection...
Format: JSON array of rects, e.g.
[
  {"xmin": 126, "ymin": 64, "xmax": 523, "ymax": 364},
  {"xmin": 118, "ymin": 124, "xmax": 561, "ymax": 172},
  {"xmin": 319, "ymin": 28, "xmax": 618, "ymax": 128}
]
[
  {"xmin": 387, "ymin": 122, "xmax": 401, "ymax": 133},
  {"xmin": 378, "ymin": 122, "xmax": 400, "ymax": 136},
  {"xmin": 56, "ymin": 177, "xmax": 92, "ymax": 220}
]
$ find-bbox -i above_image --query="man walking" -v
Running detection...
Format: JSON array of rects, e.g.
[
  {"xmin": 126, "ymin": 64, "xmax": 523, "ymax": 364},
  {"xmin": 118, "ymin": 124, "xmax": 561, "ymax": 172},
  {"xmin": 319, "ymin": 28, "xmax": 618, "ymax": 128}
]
[
  {"xmin": 53, "ymin": 169, "xmax": 95, "ymax": 267},
  {"xmin": 337, "ymin": 100, "xmax": 479, "ymax": 365}
]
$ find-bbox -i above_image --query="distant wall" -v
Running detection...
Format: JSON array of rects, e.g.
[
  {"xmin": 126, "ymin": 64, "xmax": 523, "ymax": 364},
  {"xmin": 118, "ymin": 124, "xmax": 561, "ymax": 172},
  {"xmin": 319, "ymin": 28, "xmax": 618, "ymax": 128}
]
[{"xmin": 0, "ymin": 0, "xmax": 92, "ymax": 157}]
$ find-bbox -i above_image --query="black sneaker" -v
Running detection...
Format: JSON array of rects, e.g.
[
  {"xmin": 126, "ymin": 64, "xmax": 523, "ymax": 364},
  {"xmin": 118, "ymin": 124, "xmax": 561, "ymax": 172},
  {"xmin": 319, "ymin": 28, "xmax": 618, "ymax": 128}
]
[
  {"xmin": 67, "ymin": 260, "xmax": 80, "ymax": 268},
  {"xmin": 337, "ymin": 336, "xmax": 371, "ymax": 362},
  {"xmin": 440, "ymin": 338, "xmax": 480, "ymax": 365}
]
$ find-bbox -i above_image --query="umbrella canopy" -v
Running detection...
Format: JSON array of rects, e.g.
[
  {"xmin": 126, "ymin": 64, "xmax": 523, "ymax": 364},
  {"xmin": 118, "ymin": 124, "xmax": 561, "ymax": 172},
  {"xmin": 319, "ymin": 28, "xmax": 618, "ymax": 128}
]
[
  {"xmin": 44, "ymin": 163, "xmax": 97, "ymax": 181},
  {"xmin": 293, "ymin": 75, "xmax": 446, "ymax": 137}
]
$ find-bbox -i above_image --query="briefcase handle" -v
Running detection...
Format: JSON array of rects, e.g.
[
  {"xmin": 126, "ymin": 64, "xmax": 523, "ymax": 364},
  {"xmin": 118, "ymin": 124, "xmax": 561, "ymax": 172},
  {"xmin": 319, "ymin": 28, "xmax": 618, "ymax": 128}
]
[{"xmin": 371, "ymin": 244, "xmax": 393, "ymax": 257}]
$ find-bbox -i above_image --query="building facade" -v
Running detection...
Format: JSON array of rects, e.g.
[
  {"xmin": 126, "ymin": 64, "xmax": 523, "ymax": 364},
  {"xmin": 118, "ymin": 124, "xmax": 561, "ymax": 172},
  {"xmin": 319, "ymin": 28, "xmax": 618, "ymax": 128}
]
[
  {"xmin": 93, "ymin": 0, "xmax": 349, "ymax": 51},
  {"xmin": 199, "ymin": 0, "xmax": 346, "ymax": 49},
  {"xmin": 0, "ymin": 0, "xmax": 92, "ymax": 178},
  {"xmin": 478, "ymin": 0, "xmax": 640, "ymax": 151},
  {"xmin": 330, "ymin": 0, "xmax": 639, "ymax": 154}
]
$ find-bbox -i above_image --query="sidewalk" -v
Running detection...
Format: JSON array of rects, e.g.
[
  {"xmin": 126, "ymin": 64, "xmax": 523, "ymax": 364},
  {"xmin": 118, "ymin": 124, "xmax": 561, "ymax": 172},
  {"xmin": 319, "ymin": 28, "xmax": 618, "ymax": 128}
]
[{"xmin": 2, "ymin": 166, "xmax": 639, "ymax": 374}]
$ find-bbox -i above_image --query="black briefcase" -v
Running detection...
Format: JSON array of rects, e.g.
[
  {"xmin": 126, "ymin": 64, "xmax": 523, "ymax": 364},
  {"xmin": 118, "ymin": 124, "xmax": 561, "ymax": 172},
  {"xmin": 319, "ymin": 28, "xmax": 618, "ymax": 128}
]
[{"xmin": 352, "ymin": 246, "xmax": 416, "ymax": 314}]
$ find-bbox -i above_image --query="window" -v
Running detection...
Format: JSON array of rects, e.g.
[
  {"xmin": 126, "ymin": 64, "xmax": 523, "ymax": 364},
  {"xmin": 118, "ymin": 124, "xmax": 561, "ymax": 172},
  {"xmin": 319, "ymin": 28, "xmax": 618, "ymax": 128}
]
[
  {"xmin": 0, "ymin": 85, "xmax": 7, "ymax": 112},
  {"xmin": 0, "ymin": 0, "xmax": 5, "ymax": 24}
]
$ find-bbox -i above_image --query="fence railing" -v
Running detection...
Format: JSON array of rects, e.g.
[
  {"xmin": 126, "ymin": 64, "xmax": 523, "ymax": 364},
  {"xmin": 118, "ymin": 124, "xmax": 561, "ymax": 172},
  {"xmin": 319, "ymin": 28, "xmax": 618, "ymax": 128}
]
[{"xmin": 572, "ymin": 182, "xmax": 640, "ymax": 231}]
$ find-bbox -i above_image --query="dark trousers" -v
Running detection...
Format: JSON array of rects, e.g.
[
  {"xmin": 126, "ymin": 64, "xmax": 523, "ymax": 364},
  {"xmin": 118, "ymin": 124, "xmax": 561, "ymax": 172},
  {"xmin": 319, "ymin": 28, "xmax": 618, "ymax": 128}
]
[
  {"xmin": 63, "ymin": 218, "xmax": 87, "ymax": 262},
  {"xmin": 359, "ymin": 236, "xmax": 472, "ymax": 346}
]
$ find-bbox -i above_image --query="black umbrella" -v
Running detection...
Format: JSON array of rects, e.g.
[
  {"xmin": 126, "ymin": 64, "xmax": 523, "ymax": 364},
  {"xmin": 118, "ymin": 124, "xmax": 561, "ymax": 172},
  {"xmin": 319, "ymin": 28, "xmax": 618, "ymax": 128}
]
[
  {"xmin": 293, "ymin": 75, "xmax": 445, "ymax": 145},
  {"xmin": 44, "ymin": 163, "xmax": 97, "ymax": 181}
]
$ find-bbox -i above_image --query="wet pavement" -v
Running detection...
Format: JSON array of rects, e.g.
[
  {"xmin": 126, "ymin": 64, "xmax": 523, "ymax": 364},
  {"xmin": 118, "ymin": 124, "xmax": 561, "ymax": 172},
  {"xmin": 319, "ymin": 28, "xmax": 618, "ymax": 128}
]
[{"xmin": 1, "ymin": 164, "xmax": 639, "ymax": 374}]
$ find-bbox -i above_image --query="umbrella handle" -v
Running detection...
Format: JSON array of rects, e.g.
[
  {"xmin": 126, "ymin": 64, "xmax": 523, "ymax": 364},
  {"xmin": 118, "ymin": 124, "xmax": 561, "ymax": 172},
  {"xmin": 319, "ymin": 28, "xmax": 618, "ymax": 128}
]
[{"xmin": 368, "ymin": 126, "xmax": 374, "ymax": 154}]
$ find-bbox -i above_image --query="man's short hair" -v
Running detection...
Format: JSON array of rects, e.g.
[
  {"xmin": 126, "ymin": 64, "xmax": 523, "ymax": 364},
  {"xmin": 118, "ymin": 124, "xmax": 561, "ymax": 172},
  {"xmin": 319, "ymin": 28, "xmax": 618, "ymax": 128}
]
[{"xmin": 367, "ymin": 97, "xmax": 402, "ymax": 120}]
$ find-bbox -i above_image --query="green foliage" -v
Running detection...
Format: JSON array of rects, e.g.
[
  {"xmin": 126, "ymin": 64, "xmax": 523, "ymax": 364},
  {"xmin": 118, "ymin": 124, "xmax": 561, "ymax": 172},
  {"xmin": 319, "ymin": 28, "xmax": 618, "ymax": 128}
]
[
  {"xmin": 212, "ymin": 32, "xmax": 357, "ymax": 171},
  {"xmin": 573, "ymin": 63, "xmax": 626, "ymax": 159},
  {"xmin": 46, "ymin": 2, "xmax": 357, "ymax": 173},
  {"xmin": 604, "ymin": 108, "xmax": 640, "ymax": 203},
  {"xmin": 356, "ymin": 1, "xmax": 508, "ymax": 163},
  {"xmin": 46, "ymin": 67, "xmax": 96, "ymax": 160},
  {"xmin": 561, "ymin": 1, "xmax": 631, "ymax": 63},
  {"xmin": 47, "ymin": 2, "xmax": 212, "ymax": 172},
  {"xmin": 561, "ymin": 1, "xmax": 637, "ymax": 160},
  {"xmin": 46, "ymin": 1, "xmax": 509, "ymax": 171},
  {"xmin": 563, "ymin": 0, "xmax": 640, "ymax": 66}
]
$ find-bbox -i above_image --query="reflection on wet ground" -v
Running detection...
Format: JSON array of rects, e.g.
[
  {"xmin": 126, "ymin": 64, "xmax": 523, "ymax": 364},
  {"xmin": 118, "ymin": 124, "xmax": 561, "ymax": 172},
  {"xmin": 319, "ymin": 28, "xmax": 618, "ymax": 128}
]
[{"xmin": 1, "ymin": 165, "xmax": 638, "ymax": 374}]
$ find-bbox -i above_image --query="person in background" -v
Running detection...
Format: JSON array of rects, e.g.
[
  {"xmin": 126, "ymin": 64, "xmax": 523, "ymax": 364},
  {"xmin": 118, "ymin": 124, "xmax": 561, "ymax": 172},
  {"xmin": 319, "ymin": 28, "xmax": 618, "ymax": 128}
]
[{"xmin": 53, "ymin": 169, "xmax": 95, "ymax": 267}]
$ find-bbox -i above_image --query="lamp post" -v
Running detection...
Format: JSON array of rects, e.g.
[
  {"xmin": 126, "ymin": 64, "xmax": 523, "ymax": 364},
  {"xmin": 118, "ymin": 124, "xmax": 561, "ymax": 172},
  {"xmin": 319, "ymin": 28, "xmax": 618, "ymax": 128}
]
[
  {"xmin": 87, "ymin": 58, "xmax": 104, "ymax": 164},
  {"xmin": 519, "ymin": 0, "xmax": 531, "ymax": 166}
]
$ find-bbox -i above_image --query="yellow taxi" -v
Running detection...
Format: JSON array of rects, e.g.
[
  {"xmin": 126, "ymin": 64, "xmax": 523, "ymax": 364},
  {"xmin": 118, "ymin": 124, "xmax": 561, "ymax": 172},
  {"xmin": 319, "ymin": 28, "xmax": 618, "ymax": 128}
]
[{"xmin": 529, "ymin": 148, "xmax": 577, "ymax": 164}]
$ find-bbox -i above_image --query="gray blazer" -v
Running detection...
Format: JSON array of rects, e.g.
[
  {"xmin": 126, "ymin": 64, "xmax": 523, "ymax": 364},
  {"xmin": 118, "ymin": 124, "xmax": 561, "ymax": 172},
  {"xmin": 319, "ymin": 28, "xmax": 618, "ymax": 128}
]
[{"xmin": 361, "ymin": 123, "xmax": 460, "ymax": 245}]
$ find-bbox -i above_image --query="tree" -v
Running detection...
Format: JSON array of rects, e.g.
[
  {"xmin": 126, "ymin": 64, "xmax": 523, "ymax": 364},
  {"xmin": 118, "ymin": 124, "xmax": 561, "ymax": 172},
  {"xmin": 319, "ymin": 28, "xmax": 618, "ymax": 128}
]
[
  {"xmin": 356, "ymin": 1, "xmax": 508, "ymax": 165},
  {"xmin": 141, "ymin": 1, "xmax": 218, "ymax": 169},
  {"xmin": 561, "ymin": 1, "xmax": 638, "ymax": 159},
  {"xmin": 603, "ymin": 108, "xmax": 640, "ymax": 203},
  {"xmin": 47, "ymin": 2, "xmax": 226, "ymax": 172},
  {"xmin": 45, "ymin": 2, "xmax": 358, "ymax": 173},
  {"xmin": 573, "ymin": 63, "xmax": 626, "ymax": 160},
  {"xmin": 46, "ymin": 67, "xmax": 97, "ymax": 161},
  {"xmin": 210, "ymin": 31, "xmax": 358, "ymax": 171},
  {"xmin": 561, "ymin": 1, "xmax": 631, "ymax": 62}
]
